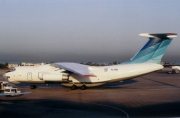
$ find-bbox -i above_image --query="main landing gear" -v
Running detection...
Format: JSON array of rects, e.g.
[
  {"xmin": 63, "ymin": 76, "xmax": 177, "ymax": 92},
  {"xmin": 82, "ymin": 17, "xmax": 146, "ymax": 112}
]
[
  {"xmin": 30, "ymin": 85, "xmax": 37, "ymax": 89},
  {"xmin": 81, "ymin": 85, "xmax": 86, "ymax": 90},
  {"xmin": 71, "ymin": 85, "xmax": 77, "ymax": 90},
  {"xmin": 71, "ymin": 84, "xmax": 86, "ymax": 90}
]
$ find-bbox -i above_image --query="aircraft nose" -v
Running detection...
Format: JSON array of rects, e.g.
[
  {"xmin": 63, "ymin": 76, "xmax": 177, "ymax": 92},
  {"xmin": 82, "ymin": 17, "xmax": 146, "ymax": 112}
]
[{"xmin": 3, "ymin": 73, "xmax": 10, "ymax": 80}]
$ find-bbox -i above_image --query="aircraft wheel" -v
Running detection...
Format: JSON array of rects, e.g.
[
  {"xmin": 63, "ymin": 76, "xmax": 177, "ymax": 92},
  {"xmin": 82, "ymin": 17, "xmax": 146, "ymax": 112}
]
[
  {"xmin": 30, "ymin": 85, "xmax": 37, "ymax": 89},
  {"xmin": 71, "ymin": 85, "xmax": 77, "ymax": 90},
  {"xmin": 81, "ymin": 85, "xmax": 86, "ymax": 90}
]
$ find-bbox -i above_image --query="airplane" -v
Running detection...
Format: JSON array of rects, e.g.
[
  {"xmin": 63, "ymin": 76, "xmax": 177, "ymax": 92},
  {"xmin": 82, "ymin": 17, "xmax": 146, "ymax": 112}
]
[{"xmin": 3, "ymin": 33, "xmax": 177, "ymax": 90}]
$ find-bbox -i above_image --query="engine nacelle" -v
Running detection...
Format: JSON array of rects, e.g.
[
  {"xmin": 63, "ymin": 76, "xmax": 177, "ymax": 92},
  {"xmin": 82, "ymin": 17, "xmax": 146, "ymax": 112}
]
[{"xmin": 42, "ymin": 73, "xmax": 69, "ymax": 82}]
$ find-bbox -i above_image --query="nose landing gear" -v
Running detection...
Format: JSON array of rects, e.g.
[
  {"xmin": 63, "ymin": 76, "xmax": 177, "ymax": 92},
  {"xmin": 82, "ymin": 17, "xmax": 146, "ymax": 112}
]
[{"xmin": 30, "ymin": 85, "xmax": 37, "ymax": 89}]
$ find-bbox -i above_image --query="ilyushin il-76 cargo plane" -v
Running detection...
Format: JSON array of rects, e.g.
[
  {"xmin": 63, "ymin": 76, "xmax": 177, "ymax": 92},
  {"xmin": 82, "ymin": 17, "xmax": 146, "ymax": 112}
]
[{"xmin": 3, "ymin": 33, "xmax": 177, "ymax": 90}]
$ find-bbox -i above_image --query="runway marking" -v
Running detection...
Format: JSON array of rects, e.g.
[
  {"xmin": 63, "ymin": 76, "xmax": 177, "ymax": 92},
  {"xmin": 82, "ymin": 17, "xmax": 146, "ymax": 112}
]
[
  {"xmin": 4, "ymin": 99, "xmax": 129, "ymax": 118},
  {"xmin": 56, "ymin": 90, "xmax": 129, "ymax": 117},
  {"xmin": 64, "ymin": 99, "xmax": 129, "ymax": 118},
  {"xmin": 141, "ymin": 77, "xmax": 180, "ymax": 88},
  {"xmin": 90, "ymin": 102, "xmax": 129, "ymax": 118}
]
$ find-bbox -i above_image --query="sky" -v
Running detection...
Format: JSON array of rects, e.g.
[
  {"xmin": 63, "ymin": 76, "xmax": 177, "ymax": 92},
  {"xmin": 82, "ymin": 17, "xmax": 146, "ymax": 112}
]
[{"xmin": 0, "ymin": 0, "xmax": 180, "ymax": 63}]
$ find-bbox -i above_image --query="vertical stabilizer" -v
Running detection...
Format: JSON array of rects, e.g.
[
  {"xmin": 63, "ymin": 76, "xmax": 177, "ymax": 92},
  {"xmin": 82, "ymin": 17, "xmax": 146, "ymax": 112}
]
[{"xmin": 123, "ymin": 33, "xmax": 177, "ymax": 64}]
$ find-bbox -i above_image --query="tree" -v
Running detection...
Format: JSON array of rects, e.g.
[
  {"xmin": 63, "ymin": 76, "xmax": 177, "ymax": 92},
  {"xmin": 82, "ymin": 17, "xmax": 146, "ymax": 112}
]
[
  {"xmin": 5, "ymin": 62, "xmax": 8, "ymax": 67},
  {"xmin": 113, "ymin": 61, "xmax": 117, "ymax": 65}
]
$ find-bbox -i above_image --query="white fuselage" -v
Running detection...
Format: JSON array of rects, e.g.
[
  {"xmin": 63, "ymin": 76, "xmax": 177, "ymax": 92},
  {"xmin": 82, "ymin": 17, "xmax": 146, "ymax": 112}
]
[{"xmin": 4, "ymin": 63, "xmax": 163, "ymax": 87}]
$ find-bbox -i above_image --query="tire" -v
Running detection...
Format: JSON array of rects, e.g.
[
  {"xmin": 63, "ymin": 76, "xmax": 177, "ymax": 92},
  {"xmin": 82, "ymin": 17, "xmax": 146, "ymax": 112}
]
[
  {"xmin": 81, "ymin": 85, "xmax": 86, "ymax": 90},
  {"xmin": 30, "ymin": 85, "xmax": 33, "ymax": 89},
  {"xmin": 71, "ymin": 85, "xmax": 77, "ymax": 90},
  {"xmin": 30, "ymin": 85, "xmax": 37, "ymax": 89}
]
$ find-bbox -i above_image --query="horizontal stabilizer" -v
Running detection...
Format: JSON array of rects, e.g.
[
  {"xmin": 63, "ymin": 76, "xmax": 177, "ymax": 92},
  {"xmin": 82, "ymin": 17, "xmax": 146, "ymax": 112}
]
[
  {"xmin": 139, "ymin": 33, "xmax": 177, "ymax": 39},
  {"xmin": 53, "ymin": 63, "xmax": 96, "ymax": 77}
]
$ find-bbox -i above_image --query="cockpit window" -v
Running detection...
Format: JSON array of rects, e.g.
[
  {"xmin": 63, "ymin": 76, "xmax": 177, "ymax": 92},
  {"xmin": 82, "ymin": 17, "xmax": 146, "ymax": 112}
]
[{"xmin": 10, "ymin": 68, "xmax": 16, "ymax": 72}]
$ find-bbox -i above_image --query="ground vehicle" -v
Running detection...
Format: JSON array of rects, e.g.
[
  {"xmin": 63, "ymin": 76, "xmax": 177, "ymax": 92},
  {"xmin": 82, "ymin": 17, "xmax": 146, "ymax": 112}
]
[
  {"xmin": 3, "ymin": 86, "xmax": 21, "ymax": 96},
  {"xmin": 172, "ymin": 66, "xmax": 180, "ymax": 74},
  {"xmin": 0, "ymin": 81, "xmax": 11, "ymax": 91},
  {"xmin": 167, "ymin": 66, "xmax": 180, "ymax": 74},
  {"xmin": 0, "ymin": 81, "xmax": 31, "ymax": 97}
]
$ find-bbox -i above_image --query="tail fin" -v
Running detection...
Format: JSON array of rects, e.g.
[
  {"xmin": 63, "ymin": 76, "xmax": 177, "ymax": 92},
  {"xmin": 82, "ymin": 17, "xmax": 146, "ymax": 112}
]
[{"xmin": 124, "ymin": 33, "xmax": 177, "ymax": 64}]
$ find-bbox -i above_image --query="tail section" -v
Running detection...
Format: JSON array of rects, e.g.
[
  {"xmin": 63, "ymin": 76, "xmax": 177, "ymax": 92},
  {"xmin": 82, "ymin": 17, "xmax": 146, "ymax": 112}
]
[{"xmin": 124, "ymin": 33, "xmax": 177, "ymax": 64}]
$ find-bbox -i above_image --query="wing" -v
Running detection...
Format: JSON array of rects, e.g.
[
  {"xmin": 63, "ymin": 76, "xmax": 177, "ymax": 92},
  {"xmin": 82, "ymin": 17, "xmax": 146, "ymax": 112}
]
[{"xmin": 53, "ymin": 63, "xmax": 96, "ymax": 77}]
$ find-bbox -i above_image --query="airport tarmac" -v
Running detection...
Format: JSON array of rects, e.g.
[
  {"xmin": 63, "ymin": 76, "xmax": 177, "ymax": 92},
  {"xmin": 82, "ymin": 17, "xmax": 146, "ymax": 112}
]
[{"xmin": 0, "ymin": 68, "xmax": 180, "ymax": 118}]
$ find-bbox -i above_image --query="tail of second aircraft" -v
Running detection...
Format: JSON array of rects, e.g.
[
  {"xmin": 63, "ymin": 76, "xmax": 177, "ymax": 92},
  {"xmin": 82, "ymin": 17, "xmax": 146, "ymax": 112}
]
[{"xmin": 123, "ymin": 33, "xmax": 177, "ymax": 64}]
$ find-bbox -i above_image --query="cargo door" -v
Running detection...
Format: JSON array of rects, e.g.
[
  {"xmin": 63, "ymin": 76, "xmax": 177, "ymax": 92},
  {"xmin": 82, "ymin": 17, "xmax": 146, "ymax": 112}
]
[{"xmin": 27, "ymin": 72, "xmax": 32, "ymax": 81}]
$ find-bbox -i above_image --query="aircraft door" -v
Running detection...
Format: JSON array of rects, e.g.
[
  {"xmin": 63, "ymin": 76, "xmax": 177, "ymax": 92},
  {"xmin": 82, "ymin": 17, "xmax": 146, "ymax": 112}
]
[{"xmin": 27, "ymin": 72, "xmax": 32, "ymax": 81}]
